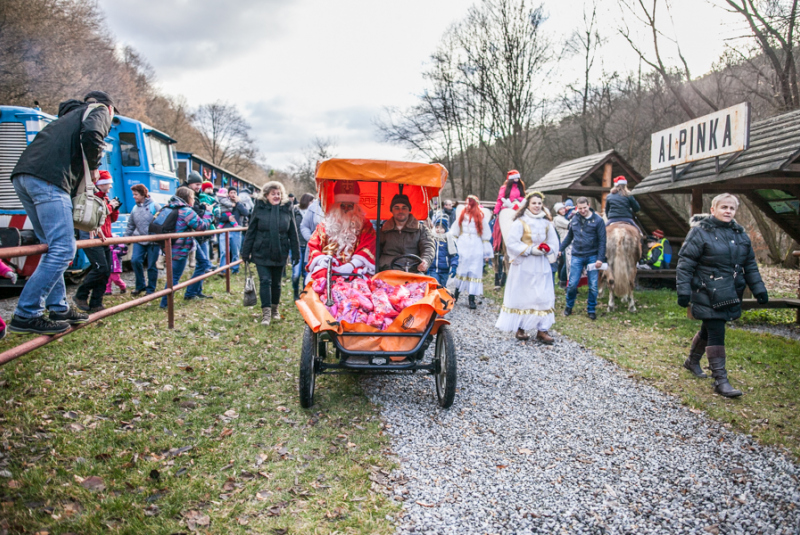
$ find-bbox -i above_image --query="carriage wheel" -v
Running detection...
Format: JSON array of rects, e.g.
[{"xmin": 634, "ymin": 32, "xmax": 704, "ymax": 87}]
[
  {"xmin": 434, "ymin": 325, "xmax": 457, "ymax": 408},
  {"xmin": 299, "ymin": 326, "xmax": 317, "ymax": 408}
]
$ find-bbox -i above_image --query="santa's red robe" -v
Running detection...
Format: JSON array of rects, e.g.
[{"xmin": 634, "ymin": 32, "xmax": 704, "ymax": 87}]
[{"xmin": 306, "ymin": 219, "xmax": 376, "ymax": 275}]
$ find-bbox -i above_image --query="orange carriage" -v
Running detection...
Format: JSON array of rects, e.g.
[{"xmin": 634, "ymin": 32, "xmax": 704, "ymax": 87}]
[{"xmin": 295, "ymin": 159, "xmax": 457, "ymax": 408}]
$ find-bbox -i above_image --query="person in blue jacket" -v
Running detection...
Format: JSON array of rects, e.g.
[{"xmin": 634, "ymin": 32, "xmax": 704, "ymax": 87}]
[
  {"xmin": 426, "ymin": 215, "xmax": 459, "ymax": 287},
  {"xmin": 604, "ymin": 176, "xmax": 640, "ymax": 230},
  {"xmin": 558, "ymin": 197, "xmax": 607, "ymax": 320}
]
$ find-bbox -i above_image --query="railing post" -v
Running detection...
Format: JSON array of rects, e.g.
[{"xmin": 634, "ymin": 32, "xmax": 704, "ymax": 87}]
[
  {"xmin": 225, "ymin": 230, "xmax": 231, "ymax": 293},
  {"xmin": 166, "ymin": 238, "xmax": 174, "ymax": 329}
]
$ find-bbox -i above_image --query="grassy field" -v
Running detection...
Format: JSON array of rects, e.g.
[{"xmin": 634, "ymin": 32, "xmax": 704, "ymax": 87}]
[
  {"xmin": 0, "ymin": 275, "xmax": 398, "ymax": 534},
  {"xmin": 487, "ymin": 271, "xmax": 800, "ymax": 459}
]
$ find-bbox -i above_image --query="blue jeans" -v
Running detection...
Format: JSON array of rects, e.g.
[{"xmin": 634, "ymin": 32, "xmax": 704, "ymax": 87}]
[
  {"xmin": 565, "ymin": 254, "xmax": 599, "ymax": 314},
  {"xmin": 12, "ymin": 174, "xmax": 75, "ymax": 318},
  {"xmin": 291, "ymin": 245, "xmax": 307, "ymax": 295},
  {"xmin": 160, "ymin": 256, "xmax": 189, "ymax": 308},
  {"xmin": 185, "ymin": 240, "xmax": 212, "ymax": 298},
  {"xmin": 426, "ymin": 269, "xmax": 449, "ymax": 287},
  {"xmin": 132, "ymin": 242, "xmax": 160, "ymax": 294},
  {"xmin": 218, "ymin": 230, "xmax": 241, "ymax": 274}
]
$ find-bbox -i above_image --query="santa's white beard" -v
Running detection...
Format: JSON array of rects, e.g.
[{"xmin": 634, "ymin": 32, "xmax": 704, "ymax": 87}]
[{"xmin": 325, "ymin": 207, "xmax": 365, "ymax": 259}]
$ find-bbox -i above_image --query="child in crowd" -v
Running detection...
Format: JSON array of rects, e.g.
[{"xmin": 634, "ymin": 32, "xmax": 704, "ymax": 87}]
[
  {"xmin": 0, "ymin": 259, "xmax": 18, "ymax": 339},
  {"xmin": 426, "ymin": 215, "xmax": 459, "ymax": 287},
  {"xmin": 105, "ymin": 243, "xmax": 128, "ymax": 295}
]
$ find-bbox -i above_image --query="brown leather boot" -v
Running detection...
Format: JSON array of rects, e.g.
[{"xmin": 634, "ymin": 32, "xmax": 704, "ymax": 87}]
[
  {"xmin": 706, "ymin": 346, "xmax": 742, "ymax": 398},
  {"xmin": 683, "ymin": 331, "xmax": 708, "ymax": 378},
  {"xmin": 515, "ymin": 328, "xmax": 529, "ymax": 341},
  {"xmin": 270, "ymin": 304, "xmax": 281, "ymax": 321},
  {"xmin": 536, "ymin": 331, "xmax": 554, "ymax": 345},
  {"xmin": 261, "ymin": 307, "xmax": 271, "ymax": 326}
]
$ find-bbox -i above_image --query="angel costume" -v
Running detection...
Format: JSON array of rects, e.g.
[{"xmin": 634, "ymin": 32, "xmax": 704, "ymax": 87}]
[
  {"xmin": 495, "ymin": 211, "xmax": 560, "ymax": 333},
  {"xmin": 450, "ymin": 210, "xmax": 492, "ymax": 296}
]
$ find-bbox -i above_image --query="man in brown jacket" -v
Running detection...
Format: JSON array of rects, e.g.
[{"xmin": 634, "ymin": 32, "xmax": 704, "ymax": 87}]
[{"xmin": 378, "ymin": 194, "xmax": 435, "ymax": 272}]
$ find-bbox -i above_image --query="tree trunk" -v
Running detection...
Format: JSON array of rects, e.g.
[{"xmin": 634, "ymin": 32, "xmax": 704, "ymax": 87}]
[
  {"xmin": 742, "ymin": 197, "xmax": 782, "ymax": 263},
  {"xmin": 783, "ymin": 240, "xmax": 800, "ymax": 269}
]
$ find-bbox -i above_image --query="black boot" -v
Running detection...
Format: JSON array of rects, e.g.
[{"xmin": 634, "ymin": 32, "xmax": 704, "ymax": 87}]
[
  {"xmin": 468, "ymin": 295, "xmax": 477, "ymax": 309},
  {"xmin": 500, "ymin": 273, "xmax": 507, "ymax": 287},
  {"xmin": 453, "ymin": 288, "xmax": 460, "ymax": 303},
  {"xmin": 494, "ymin": 272, "xmax": 502, "ymax": 290},
  {"xmin": 707, "ymin": 346, "xmax": 742, "ymax": 398},
  {"xmin": 683, "ymin": 331, "xmax": 708, "ymax": 378}
]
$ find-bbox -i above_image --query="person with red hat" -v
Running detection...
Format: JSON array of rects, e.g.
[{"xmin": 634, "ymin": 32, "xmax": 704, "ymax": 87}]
[
  {"xmin": 491, "ymin": 170, "xmax": 527, "ymax": 289},
  {"xmin": 73, "ymin": 170, "xmax": 120, "ymax": 313},
  {"xmin": 604, "ymin": 175, "xmax": 641, "ymax": 232},
  {"xmin": 306, "ymin": 181, "xmax": 376, "ymax": 279}
]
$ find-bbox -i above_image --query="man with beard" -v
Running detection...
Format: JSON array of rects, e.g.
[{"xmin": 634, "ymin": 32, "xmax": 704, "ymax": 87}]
[{"xmin": 306, "ymin": 181, "xmax": 376, "ymax": 279}]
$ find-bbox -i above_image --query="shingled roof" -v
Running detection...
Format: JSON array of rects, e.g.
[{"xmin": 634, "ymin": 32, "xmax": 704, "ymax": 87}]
[
  {"xmin": 634, "ymin": 109, "xmax": 800, "ymax": 194},
  {"xmin": 532, "ymin": 150, "xmax": 638, "ymax": 193}
]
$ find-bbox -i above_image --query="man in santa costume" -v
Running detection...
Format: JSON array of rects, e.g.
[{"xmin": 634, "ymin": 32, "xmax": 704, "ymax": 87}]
[{"xmin": 306, "ymin": 181, "xmax": 376, "ymax": 279}]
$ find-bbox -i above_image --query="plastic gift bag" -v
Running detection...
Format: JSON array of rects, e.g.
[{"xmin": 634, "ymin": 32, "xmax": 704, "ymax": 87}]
[{"xmin": 243, "ymin": 262, "xmax": 257, "ymax": 307}]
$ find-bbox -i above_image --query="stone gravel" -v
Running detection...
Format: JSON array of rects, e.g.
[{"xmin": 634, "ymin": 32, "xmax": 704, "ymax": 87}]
[{"xmin": 363, "ymin": 297, "xmax": 800, "ymax": 535}]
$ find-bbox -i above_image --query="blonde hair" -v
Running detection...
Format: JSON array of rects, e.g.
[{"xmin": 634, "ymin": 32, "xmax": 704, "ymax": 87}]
[
  {"xmin": 711, "ymin": 193, "xmax": 739, "ymax": 209},
  {"xmin": 514, "ymin": 191, "xmax": 551, "ymax": 221},
  {"xmin": 610, "ymin": 184, "xmax": 630, "ymax": 196}
]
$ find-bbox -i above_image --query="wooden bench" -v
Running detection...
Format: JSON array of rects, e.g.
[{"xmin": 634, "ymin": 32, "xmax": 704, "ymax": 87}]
[
  {"xmin": 741, "ymin": 298, "xmax": 800, "ymax": 310},
  {"xmin": 636, "ymin": 268, "xmax": 676, "ymax": 280}
]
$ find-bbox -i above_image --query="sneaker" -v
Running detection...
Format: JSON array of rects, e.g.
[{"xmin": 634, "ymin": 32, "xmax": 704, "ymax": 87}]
[
  {"xmin": 563, "ymin": 308, "xmax": 572, "ymax": 316},
  {"xmin": 8, "ymin": 314, "xmax": 70, "ymax": 335},
  {"xmin": 104, "ymin": 291, "xmax": 113, "ymax": 296},
  {"xmin": 588, "ymin": 312, "xmax": 597, "ymax": 320},
  {"xmin": 120, "ymin": 287, "xmax": 127, "ymax": 294},
  {"xmin": 49, "ymin": 307, "xmax": 89, "ymax": 325},
  {"xmin": 131, "ymin": 289, "xmax": 144, "ymax": 296},
  {"xmin": 89, "ymin": 305, "xmax": 106, "ymax": 313},
  {"xmin": 197, "ymin": 293, "xmax": 214, "ymax": 299},
  {"xmin": 72, "ymin": 296, "xmax": 90, "ymax": 312}
]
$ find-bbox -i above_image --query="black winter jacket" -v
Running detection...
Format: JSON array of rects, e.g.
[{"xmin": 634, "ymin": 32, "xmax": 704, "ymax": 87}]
[
  {"xmin": 12, "ymin": 100, "xmax": 112, "ymax": 194},
  {"xmin": 605, "ymin": 193, "xmax": 640, "ymax": 220},
  {"xmin": 241, "ymin": 199, "xmax": 299, "ymax": 267},
  {"xmin": 676, "ymin": 214, "xmax": 766, "ymax": 321},
  {"xmin": 559, "ymin": 210, "xmax": 607, "ymax": 261}
]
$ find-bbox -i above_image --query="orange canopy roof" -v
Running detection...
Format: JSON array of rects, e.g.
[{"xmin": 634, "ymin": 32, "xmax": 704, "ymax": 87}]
[{"xmin": 315, "ymin": 158, "xmax": 449, "ymax": 221}]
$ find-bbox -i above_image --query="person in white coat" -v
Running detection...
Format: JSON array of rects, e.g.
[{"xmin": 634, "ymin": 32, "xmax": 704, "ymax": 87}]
[
  {"xmin": 495, "ymin": 191, "xmax": 560, "ymax": 344},
  {"xmin": 450, "ymin": 195, "xmax": 492, "ymax": 309}
]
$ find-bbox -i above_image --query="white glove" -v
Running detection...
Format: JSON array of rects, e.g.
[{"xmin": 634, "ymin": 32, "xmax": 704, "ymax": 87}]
[
  {"xmin": 527, "ymin": 246, "xmax": 546, "ymax": 256},
  {"xmin": 307, "ymin": 254, "xmax": 333, "ymax": 274},
  {"xmin": 4, "ymin": 271, "xmax": 17, "ymax": 284},
  {"xmin": 332, "ymin": 262, "xmax": 355, "ymax": 274},
  {"xmin": 502, "ymin": 198, "xmax": 513, "ymax": 209}
]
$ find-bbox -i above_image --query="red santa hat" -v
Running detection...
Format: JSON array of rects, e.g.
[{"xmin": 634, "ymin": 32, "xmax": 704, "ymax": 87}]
[
  {"xmin": 613, "ymin": 176, "xmax": 627, "ymax": 186},
  {"xmin": 652, "ymin": 229, "xmax": 665, "ymax": 239},
  {"xmin": 96, "ymin": 170, "xmax": 113, "ymax": 186},
  {"xmin": 507, "ymin": 170, "xmax": 521, "ymax": 181},
  {"xmin": 333, "ymin": 181, "xmax": 360, "ymax": 204},
  {"xmin": 201, "ymin": 181, "xmax": 214, "ymax": 191}
]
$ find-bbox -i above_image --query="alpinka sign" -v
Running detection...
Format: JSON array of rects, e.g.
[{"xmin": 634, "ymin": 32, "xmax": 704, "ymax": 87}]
[{"xmin": 650, "ymin": 102, "xmax": 750, "ymax": 171}]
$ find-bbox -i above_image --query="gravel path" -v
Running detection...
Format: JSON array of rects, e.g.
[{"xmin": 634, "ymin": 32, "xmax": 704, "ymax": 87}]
[{"xmin": 363, "ymin": 297, "xmax": 800, "ymax": 535}]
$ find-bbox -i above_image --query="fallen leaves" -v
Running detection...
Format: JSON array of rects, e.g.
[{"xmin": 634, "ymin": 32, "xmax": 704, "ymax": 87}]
[
  {"xmin": 78, "ymin": 476, "xmax": 105, "ymax": 492},
  {"xmin": 518, "ymin": 447, "xmax": 533, "ymax": 455},
  {"xmin": 183, "ymin": 509, "xmax": 210, "ymax": 531}
]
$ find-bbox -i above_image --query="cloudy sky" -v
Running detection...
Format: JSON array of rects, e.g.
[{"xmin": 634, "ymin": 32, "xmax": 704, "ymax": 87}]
[{"xmin": 99, "ymin": 0, "xmax": 744, "ymax": 170}]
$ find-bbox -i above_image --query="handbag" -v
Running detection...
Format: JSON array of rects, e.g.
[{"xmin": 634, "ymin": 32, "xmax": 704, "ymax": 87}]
[
  {"xmin": 72, "ymin": 104, "xmax": 109, "ymax": 232},
  {"xmin": 703, "ymin": 273, "xmax": 740, "ymax": 310},
  {"xmin": 243, "ymin": 262, "xmax": 258, "ymax": 307}
]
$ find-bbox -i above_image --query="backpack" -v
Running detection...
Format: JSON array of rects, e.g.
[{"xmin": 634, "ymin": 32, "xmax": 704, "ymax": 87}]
[{"xmin": 148, "ymin": 206, "xmax": 180, "ymax": 251}]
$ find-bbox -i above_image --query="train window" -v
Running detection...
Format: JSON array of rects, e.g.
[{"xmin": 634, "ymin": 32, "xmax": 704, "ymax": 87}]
[
  {"xmin": 119, "ymin": 133, "xmax": 140, "ymax": 167},
  {"xmin": 146, "ymin": 134, "xmax": 174, "ymax": 173}
]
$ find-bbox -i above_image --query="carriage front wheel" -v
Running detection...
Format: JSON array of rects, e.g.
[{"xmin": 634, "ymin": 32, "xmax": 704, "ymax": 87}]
[
  {"xmin": 434, "ymin": 325, "xmax": 457, "ymax": 408},
  {"xmin": 299, "ymin": 326, "xmax": 317, "ymax": 408}
]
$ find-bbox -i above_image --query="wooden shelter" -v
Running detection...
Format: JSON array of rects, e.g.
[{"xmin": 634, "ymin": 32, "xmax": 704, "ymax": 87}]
[
  {"xmin": 634, "ymin": 109, "xmax": 800, "ymax": 243},
  {"xmin": 531, "ymin": 149, "xmax": 689, "ymax": 241}
]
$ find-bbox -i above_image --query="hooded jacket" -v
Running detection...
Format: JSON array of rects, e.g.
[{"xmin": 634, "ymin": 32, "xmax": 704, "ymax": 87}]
[
  {"xmin": 241, "ymin": 182, "xmax": 300, "ymax": 267},
  {"xmin": 161, "ymin": 195, "xmax": 208, "ymax": 260},
  {"xmin": 430, "ymin": 216, "xmax": 459, "ymax": 272},
  {"xmin": 125, "ymin": 196, "xmax": 160, "ymax": 245},
  {"xmin": 12, "ymin": 100, "xmax": 112, "ymax": 194},
  {"xmin": 676, "ymin": 214, "xmax": 766, "ymax": 321}
]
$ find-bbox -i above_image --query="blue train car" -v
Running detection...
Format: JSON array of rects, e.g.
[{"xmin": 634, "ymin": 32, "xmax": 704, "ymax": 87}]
[
  {"xmin": 174, "ymin": 151, "xmax": 258, "ymax": 194},
  {"xmin": 0, "ymin": 105, "xmax": 180, "ymax": 282}
]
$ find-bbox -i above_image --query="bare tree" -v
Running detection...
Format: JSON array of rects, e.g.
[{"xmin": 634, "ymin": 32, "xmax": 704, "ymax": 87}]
[
  {"xmin": 287, "ymin": 137, "xmax": 338, "ymax": 194},
  {"xmin": 194, "ymin": 101, "xmax": 259, "ymax": 174}
]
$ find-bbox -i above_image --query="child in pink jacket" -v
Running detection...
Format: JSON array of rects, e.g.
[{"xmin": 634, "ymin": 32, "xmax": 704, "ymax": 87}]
[{"xmin": 105, "ymin": 244, "xmax": 128, "ymax": 295}]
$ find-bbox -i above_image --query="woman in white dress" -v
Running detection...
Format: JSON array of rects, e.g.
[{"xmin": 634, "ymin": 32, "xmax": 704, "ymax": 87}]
[
  {"xmin": 450, "ymin": 195, "xmax": 492, "ymax": 309},
  {"xmin": 495, "ymin": 192, "xmax": 560, "ymax": 344}
]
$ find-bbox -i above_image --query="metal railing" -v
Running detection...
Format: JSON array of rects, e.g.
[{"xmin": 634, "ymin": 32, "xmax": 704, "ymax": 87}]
[{"xmin": 0, "ymin": 227, "xmax": 246, "ymax": 366}]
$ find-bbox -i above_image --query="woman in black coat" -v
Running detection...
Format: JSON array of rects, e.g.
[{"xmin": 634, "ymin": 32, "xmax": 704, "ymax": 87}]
[
  {"xmin": 241, "ymin": 181, "xmax": 300, "ymax": 326},
  {"xmin": 676, "ymin": 193, "xmax": 768, "ymax": 397}
]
